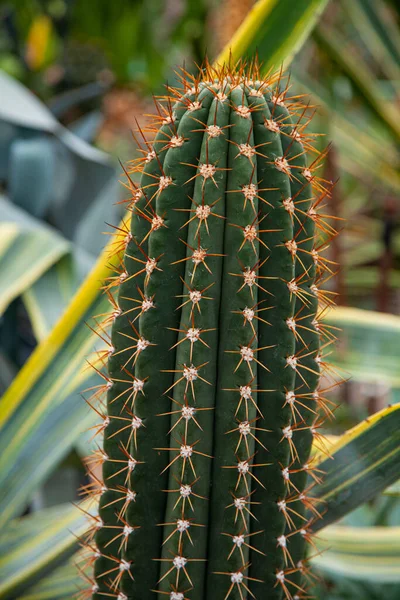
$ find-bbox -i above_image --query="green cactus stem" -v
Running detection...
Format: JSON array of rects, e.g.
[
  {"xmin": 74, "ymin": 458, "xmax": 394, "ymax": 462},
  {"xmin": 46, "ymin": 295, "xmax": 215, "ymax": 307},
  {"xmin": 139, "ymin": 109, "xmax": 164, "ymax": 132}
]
[{"xmin": 85, "ymin": 61, "xmax": 336, "ymax": 600}]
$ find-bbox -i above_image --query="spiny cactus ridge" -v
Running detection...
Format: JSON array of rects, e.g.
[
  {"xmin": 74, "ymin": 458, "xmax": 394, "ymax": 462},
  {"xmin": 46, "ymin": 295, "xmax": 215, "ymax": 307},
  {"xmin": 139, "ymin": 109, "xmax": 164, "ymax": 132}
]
[{"xmin": 80, "ymin": 60, "xmax": 340, "ymax": 600}]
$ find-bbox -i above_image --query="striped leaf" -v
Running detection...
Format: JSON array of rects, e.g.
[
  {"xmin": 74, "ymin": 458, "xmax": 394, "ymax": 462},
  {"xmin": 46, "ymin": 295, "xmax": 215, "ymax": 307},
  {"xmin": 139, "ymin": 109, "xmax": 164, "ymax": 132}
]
[
  {"xmin": 0, "ymin": 196, "xmax": 69, "ymax": 315},
  {"xmin": 313, "ymin": 24, "xmax": 400, "ymax": 141},
  {"xmin": 311, "ymin": 404, "xmax": 400, "ymax": 531},
  {"xmin": 0, "ymin": 219, "xmax": 111, "ymax": 525},
  {"xmin": 327, "ymin": 306, "xmax": 400, "ymax": 387},
  {"xmin": 216, "ymin": 0, "xmax": 330, "ymax": 70},
  {"xmin": 19, "ymin": 560, "xmax": 80, "ymax": 600},
  {"xmin": 0, "ymin": 372, "xmax": 99, "ymax": 528},
  {"xmin": 293, "ymin": 75, "xmax": 400, "ymax": 192},
  {"xmin": 0, "ymin": 503, "xmax": 89, "ymax": 598},
  {"xmin": 341, "ymin": 0, "xmax": 400, "ymax": 88},
  {"xmin": 313, "ymin": 525, "xmax": 400, "ymax": 583},
  {"xmin": 0, "ymin": 233, "xmax": 109, "ymax": 525},
  {"xmin": 23, "ymin": 252, "xmax": 93, "ymax": 342}
]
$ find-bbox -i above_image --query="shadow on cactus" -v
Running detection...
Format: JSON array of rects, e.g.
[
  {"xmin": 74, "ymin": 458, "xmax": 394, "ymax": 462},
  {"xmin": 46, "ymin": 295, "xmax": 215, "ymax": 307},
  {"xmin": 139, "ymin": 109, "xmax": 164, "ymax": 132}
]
[{"xmin": 82, "ymin": 59, "xmax": 340, "ymax": 600}]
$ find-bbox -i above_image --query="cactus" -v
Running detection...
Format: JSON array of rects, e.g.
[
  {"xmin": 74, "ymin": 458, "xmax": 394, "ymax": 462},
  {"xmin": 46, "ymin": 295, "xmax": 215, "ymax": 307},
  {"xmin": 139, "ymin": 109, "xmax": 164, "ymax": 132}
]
[{"xmin": 84, "ymin": 60, "xmax": 337, "ymax": 600}]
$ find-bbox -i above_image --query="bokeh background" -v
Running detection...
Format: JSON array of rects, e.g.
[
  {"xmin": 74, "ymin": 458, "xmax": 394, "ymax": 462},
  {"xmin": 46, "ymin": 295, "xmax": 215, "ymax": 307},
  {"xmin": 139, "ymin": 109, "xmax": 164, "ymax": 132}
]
[{"xmin": 0, "ymin": 1, "xmax": 400, "ymax": 598}]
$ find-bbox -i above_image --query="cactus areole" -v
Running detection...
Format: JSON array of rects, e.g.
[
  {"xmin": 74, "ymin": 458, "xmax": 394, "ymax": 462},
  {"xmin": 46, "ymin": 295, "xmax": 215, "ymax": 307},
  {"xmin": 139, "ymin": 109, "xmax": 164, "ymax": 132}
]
[{"xmin": 88, "ymin": 61, "xmax": 335, "ymax": 600}]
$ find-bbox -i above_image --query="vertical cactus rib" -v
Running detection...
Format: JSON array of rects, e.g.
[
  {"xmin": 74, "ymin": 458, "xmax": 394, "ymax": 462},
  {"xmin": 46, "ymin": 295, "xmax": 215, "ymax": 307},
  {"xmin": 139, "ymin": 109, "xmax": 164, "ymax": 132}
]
[
  {"xmin": 246, "ymin": 88, "xmax": 296, "ymax": 599},
  {"xmin": 261, "ymin": 91, "xmax": 320, "ymax": 599},
  {"xmin": 207, "ymin": 87, "xmax": 263, "ymax": 599},
  {"xmin": 270, "ymin": 94, "xmax": 327, "ymax": 598},
  {"xmin": 93, "ymin": 114, "xmax": 177, "ymax": 597},
  {"xmin": 158, "ymin": 91, "xmax": 229, "ymax": 599},
  {"xmin": 86, "ymin": 61, "xmax": 339, "ymax": 600},
  {"xmin": 122, "ymin": 87, "xmax": 215, "ymax": 597}
]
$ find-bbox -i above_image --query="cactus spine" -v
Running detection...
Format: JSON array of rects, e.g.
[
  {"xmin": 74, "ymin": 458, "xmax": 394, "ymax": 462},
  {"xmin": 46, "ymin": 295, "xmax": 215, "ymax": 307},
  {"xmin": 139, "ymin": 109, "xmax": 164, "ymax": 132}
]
[{"xmin": 85, "ymin": 61, "xmax": 336, "ymax": 600}]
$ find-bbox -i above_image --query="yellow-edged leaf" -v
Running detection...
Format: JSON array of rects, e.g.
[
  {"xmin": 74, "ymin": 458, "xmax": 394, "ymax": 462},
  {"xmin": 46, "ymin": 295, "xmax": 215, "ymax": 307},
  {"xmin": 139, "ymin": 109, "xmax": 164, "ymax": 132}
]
[
  {"xmin": 0, "ymin": 236, "xmax": 109, "ymax": 525},
  {"xmin": 311, "ymin": 404, "xmax": 400, "ymax": 531},
  {"xmin": 0, "ymin": 373, "xmax": 99, "ymax": 527},
  {"xmin": 23, "ymin": 252, "xmax": 92, "ymax": 342},
  {"xmin": 327, "ymin": 306, "xmax": 400, "ymax": 387},
  {"xmin": 19, "ymin": 559, "xmax": 80, "ymax": 600},
  {"xmin": 0, "ymin": 241, "xmax": 111, "ymax": 430},
  {"xmin": 0, "ymin": 196, "xmax": 70, "ymax": 316},
  {"xmin": 216, "ymin": 0, "xmax": 330, "ymax": 70},
  {"xmin": 313, "ymin": 525, "xmax": 400, "ymax": 583},
  {"xmin": 0, "ymin": 502, "xmax": 90, "ymax": 598},
  {"xmin": 0, "ymin": 228, "xmax": 112, "ymax": 525}
]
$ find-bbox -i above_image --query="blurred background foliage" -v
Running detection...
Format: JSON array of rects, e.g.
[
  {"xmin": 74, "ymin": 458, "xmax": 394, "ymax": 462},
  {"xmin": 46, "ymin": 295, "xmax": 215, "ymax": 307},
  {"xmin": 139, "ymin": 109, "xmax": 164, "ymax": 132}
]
[{"xmin": 0, "ymin": 0, "xmax": 400, "ymax": 598}]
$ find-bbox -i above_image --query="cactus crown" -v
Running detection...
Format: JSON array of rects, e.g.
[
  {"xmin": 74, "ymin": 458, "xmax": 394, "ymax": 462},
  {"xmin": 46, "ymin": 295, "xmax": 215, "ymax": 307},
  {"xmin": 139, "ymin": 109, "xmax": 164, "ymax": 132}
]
[{"xmin": 84, "ymin": 60, "xmax": 337, "ymax": 600}]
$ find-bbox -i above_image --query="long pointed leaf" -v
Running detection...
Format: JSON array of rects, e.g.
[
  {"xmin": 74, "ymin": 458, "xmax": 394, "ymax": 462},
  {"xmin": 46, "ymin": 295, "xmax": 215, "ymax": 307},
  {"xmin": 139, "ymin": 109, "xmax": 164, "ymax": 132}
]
[
  {"xmin": 293, "ymin": 75, "xmax": 400, "ymax": 192},
  {"xmin": 19, "ymin": 559, "xmax": 80, "ymax": 600},
  {"xmin": 0, "ymin": 503, "xmax": 90, "ymax": 598},
  {"xmin": 313, "ymin": 525, "xmax": 400, "ymax": 583},
  {"xmin": 327, "ymin": 306, "xmax": 400, "ymax": 387},
  {"xmin": 216, "ymin": 0, "xmax": 330, "ymax": 69},
  {"xmin": 314, "ymin": 25, "xmax": 400, "ymax": 141},
  {"xmin": 0, "ymin": 374, "xmax": 98, "ymax": 526},
  {"xmin": 353, "ymin": 0, "xmax": 400, "ymax": 67},
  {"xmin": 0, "ymin": 196, "xmax": 70, "ymax": 315},
  {"xmin": 23, "ymin": 252, "xmax": 93, "ymax": 342},
  {"xmin": 341, "ymin": 0, "xmax": 400, "ymax": 88},
  {"xmin": 0, "ymin": 228, "xmax": 112, "ymax": 525},
  {"xmin": 310, "ymin": 404, "xmax": 400, "ymax": 531}
]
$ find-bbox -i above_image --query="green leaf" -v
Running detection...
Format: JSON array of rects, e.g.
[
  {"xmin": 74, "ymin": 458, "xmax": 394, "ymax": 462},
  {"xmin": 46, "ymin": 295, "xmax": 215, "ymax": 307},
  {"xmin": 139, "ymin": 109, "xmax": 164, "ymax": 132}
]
[
  {"xmin": 23, "ymin": 252, "xmax": 93, "ymax": 342},
  {"xmin": 0, "ymin": 70, "xmax": 59, "ymax": 132},
  {"xmin": 0, "ymin": 70, "xmax": 111, "ymax": 165},
  {"xmin": 0, "ymin": 70, "xmax": 117, "ymax": 239},
  {"xmin": 215, "ymin": 0, "xmax": 330, "ymax": 70},
  {"xmin": 0, "ymin": 503, "xmax": 89, "ymax": 598},
  {"xmin": 0, "ymin": 195, "xmax": 70, "ymax": 316},
  {"xmin": 384, "ymin": 479, "xmax": 400, "ymax": 498},
  {"xmin": 313, "ymin": 525, "xmax": 400, "ymax": 583},
  {"xmin": 0, "ymin": 196, "xmax": 114, "ymax": 525},
  {"xmin": 0, "ymin": 373, "xmax": 98, "ymax": 527},
  {"xmin": 341, "ymin": 0, "xmax": 400, "ymax": 88},
  {"xmin": 358, "ymin": 0, "xmax": 400, "ymax": 66},
  {"xmin": 0, "ymin": 222, "xmax": 112, "ymax": 527},
  {"xmin": 327, "ymin": 306, "xmax": 400, "ymax": 387},
  {"xmin": 9, "ymin": 136, "xmax": 57, "ymax": 218},
  {"xmin": 310, "ymin": 404, "xmax": 400, "ymax": 531},
  {"xmin": 313, "ymin": 25, "xmax": 400, "ymax": 141},
  {"xmin": 19, "ymin": 559, "xmax": 80, "ymax": 600},
  {"xmin": 293, "ymin": 75, "xmax": 400, "ymax": 192}
]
